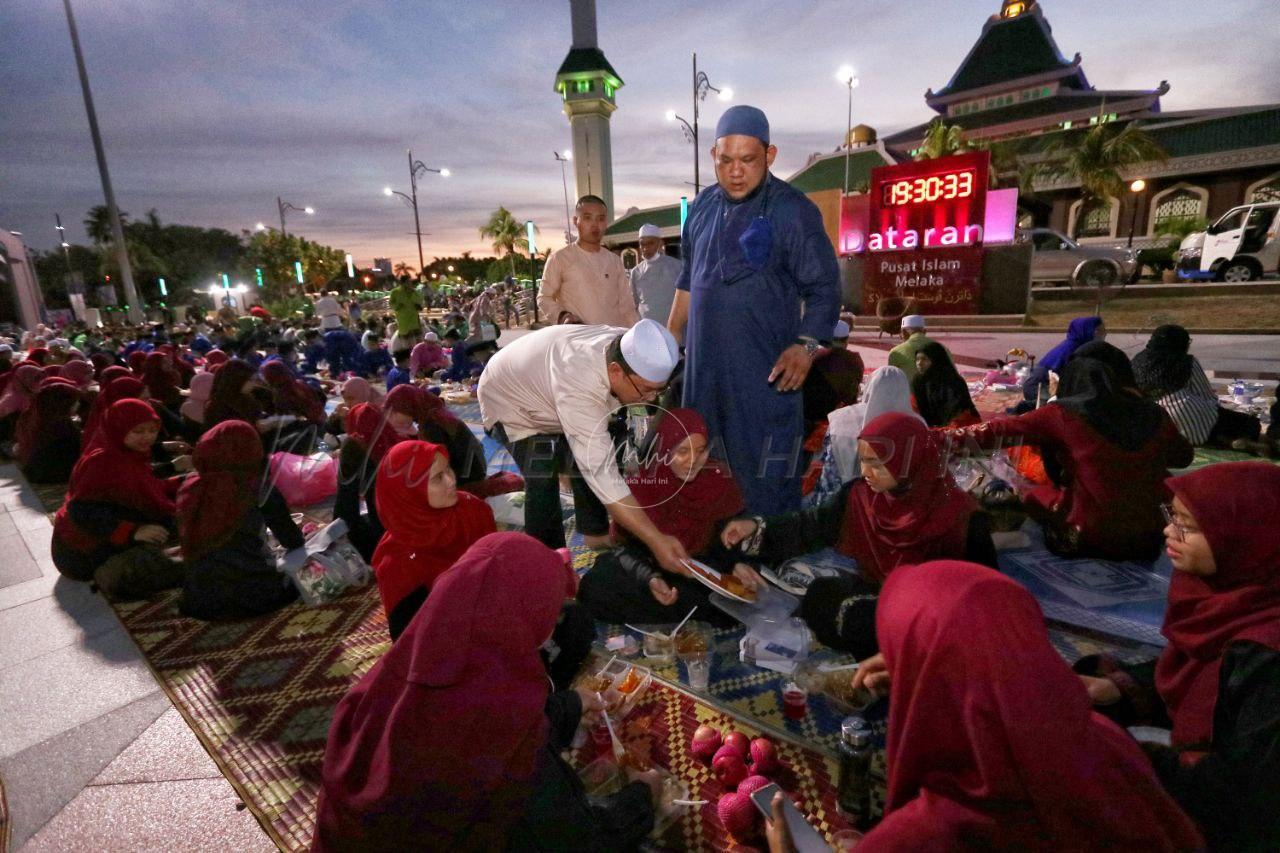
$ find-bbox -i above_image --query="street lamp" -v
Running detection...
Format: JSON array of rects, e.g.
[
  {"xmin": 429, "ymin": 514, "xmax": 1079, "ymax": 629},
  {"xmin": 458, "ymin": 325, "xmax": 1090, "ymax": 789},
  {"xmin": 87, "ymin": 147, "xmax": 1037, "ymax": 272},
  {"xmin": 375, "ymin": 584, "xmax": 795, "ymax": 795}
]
[
  {"xmin": 665, "ymin": 52, "xmax": 732, "ymax": 194},
  {"xmin": 276, "ymin": 197, "xmax": 313, "ymax": 240},
  {"xmin": 386, "ymin": 150, "xmax": 449, "ymax": 275},
  {"xmin": 1127, "ymin": 179, "xmax": 1147, "ymax": 248},
  {"xmin": 553, "ymin": 150, "xmax": 574, "ymax": 246},
  {"xmin": 835, "ymin": 65, "xmax": 861, "ymax": 196},
  {"xmin": 255, "ymin": 222, "xmax": 266, "ymax": 232}
]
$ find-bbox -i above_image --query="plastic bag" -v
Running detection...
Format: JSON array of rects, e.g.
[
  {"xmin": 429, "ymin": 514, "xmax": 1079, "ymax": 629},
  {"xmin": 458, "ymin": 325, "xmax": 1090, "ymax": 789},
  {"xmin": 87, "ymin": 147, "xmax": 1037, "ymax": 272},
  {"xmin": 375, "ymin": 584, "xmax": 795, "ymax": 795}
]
[
  {"xmin": 278, "ymin": 518, "xmax": 372, "ymax": 606},
  {"xmin": 268, "ymin": 451, "xmax": 338, "ymax": 506}
]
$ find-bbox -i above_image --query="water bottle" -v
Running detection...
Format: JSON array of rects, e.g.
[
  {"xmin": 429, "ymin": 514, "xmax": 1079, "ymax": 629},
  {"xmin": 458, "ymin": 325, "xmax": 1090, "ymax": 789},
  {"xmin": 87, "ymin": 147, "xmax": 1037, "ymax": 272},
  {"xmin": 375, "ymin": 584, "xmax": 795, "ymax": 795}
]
[{"xmin": 837, "ymin": 715, "xmax": 873, "ymax": 828}]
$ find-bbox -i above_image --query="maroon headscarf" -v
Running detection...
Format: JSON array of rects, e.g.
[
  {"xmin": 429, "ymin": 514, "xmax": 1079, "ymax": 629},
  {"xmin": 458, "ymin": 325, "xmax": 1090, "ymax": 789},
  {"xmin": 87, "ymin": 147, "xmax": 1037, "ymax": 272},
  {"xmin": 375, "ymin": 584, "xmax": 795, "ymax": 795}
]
[
  {"xmin": 0, "ymin": 364, "xmax": 47, "ymax": 419},
  {"xmin": 15, "ymin": 382, "xmax": 82, "ymax": 465},
  {"xmin": 127, "ymin": 350, "xmax": 148, "ymax": 375},
  {"xmin": 98, "ymin": 365, "xmax": 130, "ymax": 388},
  {"xmin": 89, "ymin": 352, "xmax": 114, "ymax": 380},
  {"xmin": 261, "ymin": 359, "xmax": 323, "ymax": 424},
  {"xmin": 141, "ymin": 351, "xmax": 182, "ymax": 407},
  {"xmin": 82, "ymin": 376, "xmax": 147, "ymax": 453},
  {"xmin": 203, "ymin": 358, "xmax": 262, "ymax": 427},
  {"xmin": 863, "ymin": 561, "xmax": 1202, "ymax": 852},
  {"xmin": 372, "ymin": 441, "xmax": 496, "ymax": 618},
  {"xmin": 345, "ymin": 403, "xmax": 407, "ymax": 466},
  {"xmin": 1157, "ymin": 462, "xmax": 1280, "ymax": 749},
  {"xmin": 25, "ymin": 347, "xmax": 49, "ymax": 366},
  {"xmin": 204, "ymin": 349, "xmax": 228, "ymax": 368},
  {"xmin": 837, "ymin": 412, "xmax": 976, "ymax": 584},
  {"xmin": 313, "ymin": 533, "xmax": 567, "ymax": 852},
  {"xmin": 623, "ymin": 408, "xmax": 744, "ymax": 555},
  {"xmin": 60, "ymin": 358, "xmax": 95, "ymax": 389},
  {"xmin": 177, "ymin": 421, "xmax": 264, "ymax": 562}
]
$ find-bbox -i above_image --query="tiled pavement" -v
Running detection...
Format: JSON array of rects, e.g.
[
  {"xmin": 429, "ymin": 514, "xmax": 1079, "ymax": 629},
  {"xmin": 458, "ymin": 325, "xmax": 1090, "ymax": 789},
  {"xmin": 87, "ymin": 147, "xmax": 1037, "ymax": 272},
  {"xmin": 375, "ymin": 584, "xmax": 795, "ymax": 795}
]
[{"xmin": 0, "ymin": 464, "xmax": 273, "ymax": 850}]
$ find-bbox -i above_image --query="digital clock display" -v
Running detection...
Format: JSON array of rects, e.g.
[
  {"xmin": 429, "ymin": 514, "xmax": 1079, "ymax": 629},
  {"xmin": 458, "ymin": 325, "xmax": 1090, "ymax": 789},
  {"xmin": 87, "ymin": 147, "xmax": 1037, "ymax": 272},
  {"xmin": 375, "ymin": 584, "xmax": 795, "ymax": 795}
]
[{"xmin": 881, "ymin": 169, "xmax": 977, "ymax": 207}]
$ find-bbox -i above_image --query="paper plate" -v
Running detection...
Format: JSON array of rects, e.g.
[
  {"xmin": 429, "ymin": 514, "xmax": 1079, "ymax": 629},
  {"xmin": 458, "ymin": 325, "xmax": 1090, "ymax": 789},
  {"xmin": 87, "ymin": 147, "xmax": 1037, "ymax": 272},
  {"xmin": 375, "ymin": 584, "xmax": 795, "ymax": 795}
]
[{"xmin": 681, "ymin": 559, "xmax": 756, "ymax": 604}]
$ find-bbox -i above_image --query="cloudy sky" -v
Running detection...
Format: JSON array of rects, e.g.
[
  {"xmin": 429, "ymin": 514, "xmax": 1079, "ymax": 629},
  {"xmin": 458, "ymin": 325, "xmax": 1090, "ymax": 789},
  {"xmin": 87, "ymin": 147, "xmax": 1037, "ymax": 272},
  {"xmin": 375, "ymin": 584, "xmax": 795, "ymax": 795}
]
[{"xmin": 3, "ymin": 0, "xmax": 1277, "ymax": 267}]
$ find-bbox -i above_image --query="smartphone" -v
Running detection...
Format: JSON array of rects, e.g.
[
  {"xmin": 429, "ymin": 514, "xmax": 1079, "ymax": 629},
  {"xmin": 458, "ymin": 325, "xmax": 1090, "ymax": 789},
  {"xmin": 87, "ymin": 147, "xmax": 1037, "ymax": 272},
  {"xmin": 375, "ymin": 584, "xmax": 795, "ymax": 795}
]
[{"xmin": 748, "ymin": 782, "xmax": 831, "ymax": 853}]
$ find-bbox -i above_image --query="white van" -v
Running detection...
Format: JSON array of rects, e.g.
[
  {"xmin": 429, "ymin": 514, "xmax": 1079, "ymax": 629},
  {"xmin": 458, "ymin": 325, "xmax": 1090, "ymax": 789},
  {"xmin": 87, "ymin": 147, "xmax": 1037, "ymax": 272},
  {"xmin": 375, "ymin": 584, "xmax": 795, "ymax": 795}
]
[{"xmin": 1177, "ymin": 201, "xmax": 1280, "ymax": 282}]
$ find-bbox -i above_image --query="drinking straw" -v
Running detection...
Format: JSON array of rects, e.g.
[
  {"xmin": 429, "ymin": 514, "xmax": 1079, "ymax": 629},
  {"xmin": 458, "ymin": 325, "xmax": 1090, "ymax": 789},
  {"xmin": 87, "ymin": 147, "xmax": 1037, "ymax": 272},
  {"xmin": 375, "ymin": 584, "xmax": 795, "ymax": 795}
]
[
  {"xmin": 595, "ymin": 654, "xmax": 617, "ymax": 677},
  {"xmin": 600, "ymin": 706, "xmax": 626, "ymax": 762},
  {"xmin": 670, "ymin": 605, "xmax": 699, "ymax": 639},
  {"xmin": 624, "ymin": 624, "xmax": 669, "ymax": 640}
]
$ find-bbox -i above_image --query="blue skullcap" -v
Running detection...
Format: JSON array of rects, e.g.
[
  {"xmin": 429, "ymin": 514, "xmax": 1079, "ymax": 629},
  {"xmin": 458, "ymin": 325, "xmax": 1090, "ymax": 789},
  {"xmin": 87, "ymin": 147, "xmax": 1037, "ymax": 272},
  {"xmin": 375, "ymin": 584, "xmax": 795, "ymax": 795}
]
[{"xmin": 715, "ymin": 105, "xmax": 770, "ymax": 146}]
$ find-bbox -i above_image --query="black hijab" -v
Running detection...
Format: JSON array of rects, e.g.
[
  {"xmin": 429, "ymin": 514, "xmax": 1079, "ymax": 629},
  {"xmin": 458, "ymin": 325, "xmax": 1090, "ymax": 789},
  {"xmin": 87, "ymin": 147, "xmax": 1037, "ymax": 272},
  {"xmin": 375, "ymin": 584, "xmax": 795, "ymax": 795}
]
[
  {"xmin": 1055, "ymin": 357, "xmax": 1166, "ymax": 451},
  {"xmin": 203, "ymin": 359, "xmax": 263, "ymax": 427},
  {"xmin": 911, "ymin": 342, "xmax": 978, "ymax": 428},
  {"xmin": 1132, "ymin": 325, "xmax": 1193, "ymax": 397},
  {"xmin": 1069, "ymin": 341, "xmax": 1138, "ymax": 391}
]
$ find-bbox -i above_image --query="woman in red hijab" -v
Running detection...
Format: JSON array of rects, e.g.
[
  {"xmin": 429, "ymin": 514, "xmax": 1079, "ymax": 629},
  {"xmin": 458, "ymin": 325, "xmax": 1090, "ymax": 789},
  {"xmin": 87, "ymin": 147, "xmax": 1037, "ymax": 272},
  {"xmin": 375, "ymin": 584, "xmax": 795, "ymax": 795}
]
[
  {"xmin": 25, "ymin": 347, "xmax": 50, "ymax": 367},
  {"xmin": 579, "ymin": 408, "xmax": 745, "ymax": 627},
  {"xmin": 59, "ymin": 358, "xmax": 95, "ymax": 391},
  {"xmin": 81, "ymin": 375, "xmax": 147, "ymax": 454},
  {"xmin": 51, "ymin": 399, "xmax": 179, "ymax": 581},
  {"xmin": 260, "ymin": 359, "xmax": 325, "ymax": 426},
  {"xmin": 203, "ymin": 349, "xmax": 228, "ymax": 369},
  {"xmin": 847, "ymin": 561, "xmax": 1201, "ymax": 852},
  {"xmin": 177, "ymin": 421, "xmax": 304, "ymax": 620},
  {"xmin": 15, "ymin": 382, "xmax": 83, "ymax": 483},
  {"xmin": 333, "ymin": 396, "xmax": 417, "ymax": 561},
  {"xmin": 372, "ymin": 440, "xmax": 496, "ymax": 639},
  {"xmin": 313, "ymin": 533, "xmax": 657, "ymax": 853},
  {"xmin": 141, "ymin": 351, "xmax": 183, "ymax": 411},
  {"xmin": 0, "ymin": 363, "xmax": 45, "ymax": 447},
  {"xmin": 722, "ymin": 411, "xmax": 986, "ymax": 658},
  {"xmin": 1077, "ymin": 462, "xmax": 1280, "ymax": 850},
  {"xmin": 126, "ymin": 350, "xmax": 148, "ymax": 376}
]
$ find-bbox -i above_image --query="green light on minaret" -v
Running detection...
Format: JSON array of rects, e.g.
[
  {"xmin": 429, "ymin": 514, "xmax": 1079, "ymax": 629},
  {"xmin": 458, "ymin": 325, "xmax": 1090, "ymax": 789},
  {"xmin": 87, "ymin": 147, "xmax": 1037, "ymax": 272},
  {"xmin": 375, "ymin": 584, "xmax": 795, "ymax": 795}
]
[{"xmin": 295, "ymin": 261, "xmax": 304, "ymax": 284}]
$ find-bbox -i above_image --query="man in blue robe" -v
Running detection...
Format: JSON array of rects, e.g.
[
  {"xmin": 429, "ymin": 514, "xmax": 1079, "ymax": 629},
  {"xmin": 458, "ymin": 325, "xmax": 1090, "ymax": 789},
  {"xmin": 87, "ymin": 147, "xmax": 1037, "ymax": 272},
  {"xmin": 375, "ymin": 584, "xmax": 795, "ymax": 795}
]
[{"xmin": 668, "ymin": 105, "xmax": 840, "ymax": 515}]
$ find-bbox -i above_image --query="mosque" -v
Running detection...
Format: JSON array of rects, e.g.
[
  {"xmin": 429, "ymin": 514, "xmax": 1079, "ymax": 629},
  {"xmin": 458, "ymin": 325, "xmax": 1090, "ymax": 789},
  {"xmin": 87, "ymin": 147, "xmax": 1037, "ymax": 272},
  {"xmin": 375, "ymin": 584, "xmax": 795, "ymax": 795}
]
[{"xmin": 603, "ymin": 0, "xmax": 1280, "ymax": 263}]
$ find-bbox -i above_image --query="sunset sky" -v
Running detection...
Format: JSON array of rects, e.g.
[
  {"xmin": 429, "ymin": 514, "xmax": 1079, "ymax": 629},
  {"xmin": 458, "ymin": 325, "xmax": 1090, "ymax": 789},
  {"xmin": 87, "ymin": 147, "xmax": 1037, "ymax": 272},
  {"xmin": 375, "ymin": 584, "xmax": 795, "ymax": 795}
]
[{"xmin": 3, "ymin": 0, "xmax": 1277, "ymax": 268}]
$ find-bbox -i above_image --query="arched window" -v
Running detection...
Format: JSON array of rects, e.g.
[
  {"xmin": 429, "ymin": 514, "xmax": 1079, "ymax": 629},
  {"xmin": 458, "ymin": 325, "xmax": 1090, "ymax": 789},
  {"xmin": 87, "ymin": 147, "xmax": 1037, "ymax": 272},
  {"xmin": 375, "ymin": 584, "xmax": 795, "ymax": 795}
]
[
  {"xmin": 621, "ymin": 248, "xmax": 638, "ymax": 270},
  {"xmin": 1069, "ymin": 198, "xmax": 1118, "ymax": 239},
  {"xmin": 1149, "ymin": 185, "xmax": 1208, "ymax": 235},
  {"xmin": 1248, "ymin": 172, "xmax": 1280, "ymax": 203}
]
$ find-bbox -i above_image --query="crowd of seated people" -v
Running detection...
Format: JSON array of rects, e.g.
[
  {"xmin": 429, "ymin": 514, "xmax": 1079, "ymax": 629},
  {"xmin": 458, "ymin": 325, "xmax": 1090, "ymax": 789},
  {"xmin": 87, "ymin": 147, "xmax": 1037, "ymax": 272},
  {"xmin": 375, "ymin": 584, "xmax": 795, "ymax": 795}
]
[{"xmin": 6, "ymin": 305, "xmax": 1276, "ymax": 851}]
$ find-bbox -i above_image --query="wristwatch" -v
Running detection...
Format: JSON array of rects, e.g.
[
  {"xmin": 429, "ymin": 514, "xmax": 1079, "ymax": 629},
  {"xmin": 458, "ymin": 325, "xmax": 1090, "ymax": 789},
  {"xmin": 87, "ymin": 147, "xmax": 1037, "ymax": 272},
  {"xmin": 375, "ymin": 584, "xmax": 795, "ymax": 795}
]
[{"xmin": 794, "ymin": 336, "xmax": 820, "ymax": 357}]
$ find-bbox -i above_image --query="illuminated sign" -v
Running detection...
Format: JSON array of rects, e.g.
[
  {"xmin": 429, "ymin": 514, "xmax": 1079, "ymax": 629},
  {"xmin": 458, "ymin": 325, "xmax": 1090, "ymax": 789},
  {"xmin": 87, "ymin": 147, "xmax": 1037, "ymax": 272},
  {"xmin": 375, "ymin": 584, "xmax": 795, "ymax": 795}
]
[
  {"xmin": 867, "ymin": 151, "xmax": 990, "ymax": 252},
  {"xmin": 881, "ymin": 168, "xmax": 976, "ymax": 207}
]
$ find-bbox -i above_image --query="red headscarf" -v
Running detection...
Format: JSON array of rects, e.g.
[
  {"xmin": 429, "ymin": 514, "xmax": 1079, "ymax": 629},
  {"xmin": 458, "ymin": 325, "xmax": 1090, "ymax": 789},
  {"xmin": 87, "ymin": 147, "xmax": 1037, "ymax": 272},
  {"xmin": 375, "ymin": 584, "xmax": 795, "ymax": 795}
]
[
  {"xmin": 0, "ymin": 364, "xmax": 47, "ymax": 419},
  {"xmin": 864, "ymin": 561, "xmax": 1202, "ymax": 852},
  {"xmin": 98, "ymin": 365, "xmax": 130, "ymax": 388},
  {"xmin": 177, "ymin": 421, "xmax": 264, "ymax": 562},
  {"xmin": 25, "ymin": 347, "xmax": 49, "ymax": 366},
  {"xmin": 313, "ymin": 533, "xmax": 569, "ymax": 852},
  {"xmin": 372, "ymin": 441, "xmax": 496, "ymax": 618},
  {"xmin": 1157, "ymin": 462, "xmax": 1280, "ymax": 749},
  {"xmin": 127, "ymin": 350, "xmax": 148, "ymax": 375},
  {"xmin": 261, "ymin": 360, "xmax": 323, "ymax": 424},
  {"xmin": 59, "ymin": 358, "xmax": 95, "ymax": 389},
  {"xmin": 41, "ymin": 364, "xmax": 63, "ymax": 381},
  {"xmin": 141, "ymin": 351, "xmax": 181, "ymax": 405},
  {"xmin": 89, "ymin": 352, "xmax": 114, "ymax": 380},
  {"xmin": 54, "ymin": 399, "xmax": 177, "ymax": 552},
  {"xmin": 837, "ymin": 412, "xmax": 976, "ymax": 584},
  {"xmin": 403, "ymin": 384, "xmax": 467, "ymax": 438},
  {"xmin": 204, "ymin": 349, "xmax": 228, "ymax": 368},
  {"xmin": 15, "ymin": 382, "xmax": 82, "ymax": 465},
  {"xmin": 345, "ymin": 403, "xmax": 407, "ymax": 466},
  {"xmin": 623, "ymin": 408, "xmax": 744, "ymax": 555},
  {"xmin": 82, "ymin": 376, "xmax": 146, "ymax": 453}
]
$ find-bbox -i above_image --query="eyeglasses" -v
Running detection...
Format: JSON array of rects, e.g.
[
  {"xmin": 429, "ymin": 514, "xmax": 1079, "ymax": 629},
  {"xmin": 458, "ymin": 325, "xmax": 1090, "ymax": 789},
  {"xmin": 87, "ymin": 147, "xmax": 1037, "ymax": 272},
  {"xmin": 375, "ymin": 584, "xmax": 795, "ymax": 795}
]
[
  {"xmin": 624, "ymin": 371, "xmax": 665, "ymax": 402},
  {"xmin": 1161, "ymin": 503, "xmax": 1187, "ymax": 542}
]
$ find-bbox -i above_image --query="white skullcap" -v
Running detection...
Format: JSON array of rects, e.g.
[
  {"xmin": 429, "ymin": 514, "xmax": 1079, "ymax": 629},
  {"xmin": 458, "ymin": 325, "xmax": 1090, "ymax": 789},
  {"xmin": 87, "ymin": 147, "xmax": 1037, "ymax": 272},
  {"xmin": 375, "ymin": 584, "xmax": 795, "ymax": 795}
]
[
  {"xmin": 902, "ymin": 315, "xmax": 926, "ymax": 330},
  {"xmin": 637, "ymin": 223, "xmax": 662, "ymax": 239},
  {"xmin": 423, "ymin": 331, "xmax": 439, "ymax": 342},
  {"xmin": 0, "ymin": 345, "xmax": 12, "ymax": 354},
  {"xmin": 832, "ymin": 320, "xmax": 851, "ymax": 339},
  {"xmin": 620, "ymin": 319, "xmax": 679, "ymax": 383}
]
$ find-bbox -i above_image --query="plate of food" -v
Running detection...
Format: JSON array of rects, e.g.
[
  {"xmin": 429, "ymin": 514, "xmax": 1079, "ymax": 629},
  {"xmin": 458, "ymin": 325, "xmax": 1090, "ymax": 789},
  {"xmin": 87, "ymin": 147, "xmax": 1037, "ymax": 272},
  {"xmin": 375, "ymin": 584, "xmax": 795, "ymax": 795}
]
[{"xmin": 681, "ymin": 559, "xmax": 757, "ymax": 604}]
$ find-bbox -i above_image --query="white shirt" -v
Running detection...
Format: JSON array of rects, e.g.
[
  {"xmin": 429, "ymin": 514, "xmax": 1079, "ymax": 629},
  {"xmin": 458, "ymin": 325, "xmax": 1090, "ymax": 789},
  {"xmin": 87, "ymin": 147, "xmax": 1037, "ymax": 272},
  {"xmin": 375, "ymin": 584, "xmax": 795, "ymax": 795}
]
[
  {"xmin": 537, "ymin": 243, "xmax": 638, "ymax": 327},
  {"xmin": 315, "ymin": 296, "xmax": 342, "ymax": 330},
  {"xmin": 478, "ymin": 325, "xmax": 631, "ymax": 504},
  {"xmin": 629, "ymin": 252, "xmax": 682, "ymax": 323}
]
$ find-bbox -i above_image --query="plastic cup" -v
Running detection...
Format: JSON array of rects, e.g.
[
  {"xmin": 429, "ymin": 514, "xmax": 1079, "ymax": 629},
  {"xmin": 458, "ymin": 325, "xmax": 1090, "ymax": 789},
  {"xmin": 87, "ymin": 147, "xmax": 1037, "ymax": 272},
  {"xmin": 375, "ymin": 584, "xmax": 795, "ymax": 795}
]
[
  {"xmin": 642, "ymin": 631, "xmax": 674, "ymax": 663},
  {"xmin": 590, "ymin": 723, "xmax": 612, "ymax": 756},
  {"xmin": 782, "ymin": 681, "xmax": 808, "ymax": 720},
  {"xmin": 832, "ymin": 829, "xmax": 864, "ymax": 851},
  {"xmin": 685, "ymin": 655, "xmax": 711, "ymax": 691}
]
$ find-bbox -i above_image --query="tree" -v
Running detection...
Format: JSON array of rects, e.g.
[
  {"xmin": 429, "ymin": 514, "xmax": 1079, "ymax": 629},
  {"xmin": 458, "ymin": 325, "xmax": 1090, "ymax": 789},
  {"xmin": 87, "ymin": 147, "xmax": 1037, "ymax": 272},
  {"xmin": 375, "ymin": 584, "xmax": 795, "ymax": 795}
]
[
  {"xmin": 84, "ymin": 205, "xmax": 127, "ymax": 245},
  {"xmin": 393, "ymin": 262, "xmax": 415, "ymax": 278},
  {"xmin": 244, "ymin": 229, "xmax": 345, "ymax": 299},
  {"xmin": 917, "ymin": 120, "xmax": 966, "ymax": 160},
  {"xmin": 1038, "ymin": 119, "xmax": 1167, "ymax": 238},
  {"xmin": 479, "ymin": 207, "xmax": 536, "ymax": 277}
]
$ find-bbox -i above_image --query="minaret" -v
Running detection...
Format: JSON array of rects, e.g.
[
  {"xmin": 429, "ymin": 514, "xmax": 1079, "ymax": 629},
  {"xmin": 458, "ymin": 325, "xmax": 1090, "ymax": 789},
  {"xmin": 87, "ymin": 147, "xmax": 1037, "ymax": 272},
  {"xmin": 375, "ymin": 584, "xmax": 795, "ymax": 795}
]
[{"xmin": 554, "ymin": 0, "xmax": 623, "ymax": 219}]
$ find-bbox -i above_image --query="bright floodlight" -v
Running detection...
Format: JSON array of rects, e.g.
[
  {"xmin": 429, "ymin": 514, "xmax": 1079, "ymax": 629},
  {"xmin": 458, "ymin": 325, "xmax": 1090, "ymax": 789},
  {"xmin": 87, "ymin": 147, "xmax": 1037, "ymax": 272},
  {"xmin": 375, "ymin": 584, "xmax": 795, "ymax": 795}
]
[
  {"xmin": 836, "ymin": 65, "xmax": 859, "ymax": 87},
  {"xmin": 717, "ymin": 87, "xmax": 733, "ymax": 102},
  {"xmin": 304, "ymin": 207, "xmax": 315, "ymax": 215},
  {"xmin": 61, "ymin": 242, "xmax": 70, "ymax": 248},
  {"xmin": 447, "ymin": 265, "xmax": 455, "ymax": 272},
  {"xmin": 383, "ymin": 187, "xmax": 394, "ymax": 196},
  {"xmin": 255, "ymin": 222, "xmax": 266, "ymax": 231},
  {"xmin": 440, "ymin": 168, "xmax": 451, "ymax": 177},
  {"xmin": 665, "ymin": 109, "xmax": 677, "ymax": 122},
  {"xmin": 562, "ymin": 150, "xmax": 572, "ymax": 160},
  {"xmin": 1130, "ymin": 179, "xmax": 1147, "ymax": 193}
]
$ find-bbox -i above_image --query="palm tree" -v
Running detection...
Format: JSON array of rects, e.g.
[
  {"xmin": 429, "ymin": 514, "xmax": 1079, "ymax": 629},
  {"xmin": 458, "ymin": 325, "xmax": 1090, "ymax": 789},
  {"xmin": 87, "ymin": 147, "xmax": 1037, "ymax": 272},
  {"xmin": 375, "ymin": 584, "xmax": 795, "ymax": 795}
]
[
  {"xmin": 84, "ymin": 205, "xmax": 128, "ymax": 245},
  {"xmin": 393, "ymin": 261, "xmax": 415, "ymax": 278},
  {"xmin": 917, "ymin": 120, "xmax": 966, "ymax": 160},
  {"xmin": 479, "ymin": 207, "xmax": 536, "ymax": 276},
  {"xmin": 1038, "ymin": 119, "xmax": 1167, "ymax": 237}
]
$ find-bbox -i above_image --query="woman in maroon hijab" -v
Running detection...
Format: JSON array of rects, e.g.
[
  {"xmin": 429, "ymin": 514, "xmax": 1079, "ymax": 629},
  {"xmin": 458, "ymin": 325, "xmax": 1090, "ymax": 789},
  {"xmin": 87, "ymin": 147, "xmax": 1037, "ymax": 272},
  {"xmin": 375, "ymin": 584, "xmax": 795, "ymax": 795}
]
[
  {"xmin": 721, "ymin": 411, "xmax": 987, "ymax": 658},
  {"xmin": 1077, "ymin": 462, "xmax": 1280, "ymax": 850},
  {"xmin": 849, "ymin": 561, "xmax": 1202, "ymax": 852},
  {"xmin": 578, "ymin": 408, "xmax": 745, "ymax": 626},
  {"xmin": 313, "ymin": 533, "xmax": 657, "ymax": 852}
]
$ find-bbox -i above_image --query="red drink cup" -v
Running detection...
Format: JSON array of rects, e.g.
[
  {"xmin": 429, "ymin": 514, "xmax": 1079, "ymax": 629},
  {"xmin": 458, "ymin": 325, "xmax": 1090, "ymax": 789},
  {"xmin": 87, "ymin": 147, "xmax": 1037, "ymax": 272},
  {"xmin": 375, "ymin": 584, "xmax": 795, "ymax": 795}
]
[
  {"xmin": 783, "ymin": 683, "xmax": 808, "ymax": 720},
  {"xmin": 591, "ymin": 724, "xmax": 612, "ymax": 756}
]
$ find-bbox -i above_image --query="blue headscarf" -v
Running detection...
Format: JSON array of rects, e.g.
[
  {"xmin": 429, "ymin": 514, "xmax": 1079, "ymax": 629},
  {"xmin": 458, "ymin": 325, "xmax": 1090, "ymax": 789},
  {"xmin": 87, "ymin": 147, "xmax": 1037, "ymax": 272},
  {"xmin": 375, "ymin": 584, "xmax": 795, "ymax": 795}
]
[{"xmin": 1039, "ymin": 316, "xmax": 1103, "ymax": 371}]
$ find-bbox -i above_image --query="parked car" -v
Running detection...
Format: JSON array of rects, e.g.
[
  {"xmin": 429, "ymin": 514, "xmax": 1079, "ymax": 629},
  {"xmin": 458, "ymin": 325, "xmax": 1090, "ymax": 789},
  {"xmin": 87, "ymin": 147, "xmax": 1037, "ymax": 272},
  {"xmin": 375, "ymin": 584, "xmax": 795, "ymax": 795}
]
[
  {"xmin": 1019, "ymin": 228, "xmax": 1141, "ymax": 287},
  {"xmin": 1177, "ymin": 201, "xmax": 1280, "ymax": 282}
]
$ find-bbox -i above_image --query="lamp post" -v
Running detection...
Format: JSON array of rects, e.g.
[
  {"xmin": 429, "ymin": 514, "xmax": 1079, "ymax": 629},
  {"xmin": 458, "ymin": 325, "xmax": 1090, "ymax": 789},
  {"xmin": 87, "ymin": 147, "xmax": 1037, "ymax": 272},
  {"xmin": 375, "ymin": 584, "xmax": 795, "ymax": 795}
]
[
  {"xmin": 397, "ymin": 150, "xmax": 450, "ymax": 275},
  {"xmin": 835, "ymin": 65, "xmax": 861, "ymax": 196},
  {"xmin": 526, "ymin": 220, "xmax": 539, "ymax": 325},
  {"xmin": 1127, "ymin": 179, "xmax": 1147, "ymax": 248},
  {"xmin": 665, "ymin": 53, "xmax": 732, "ymax": 195},
  {"xmin": 61, "ymin": 0, "xmax": 143, "ymax": 323},
  {"xmin": 276, "ymin": 197, "xmax": 313, "ymax": 240},
  {"xmin": 553, "ymin": 150, "xmax": 574, "ymax": 245}
]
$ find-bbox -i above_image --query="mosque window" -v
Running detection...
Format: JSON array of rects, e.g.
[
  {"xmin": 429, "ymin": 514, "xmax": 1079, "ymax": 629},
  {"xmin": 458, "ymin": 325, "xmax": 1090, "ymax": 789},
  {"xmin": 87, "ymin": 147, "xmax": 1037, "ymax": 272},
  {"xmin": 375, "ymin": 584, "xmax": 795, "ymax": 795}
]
[
  {"xmin": 1248, "ymin": 173, "xmax": 1280, "ymax": 203},
  {"xmin": 1152, "ymin": 188, "xmax": 1207, "ymax": 232},
  {"xmin": 1076, "ymin": 199, "xmax": 1116, "ymax": 238}
]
